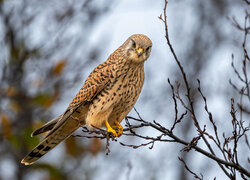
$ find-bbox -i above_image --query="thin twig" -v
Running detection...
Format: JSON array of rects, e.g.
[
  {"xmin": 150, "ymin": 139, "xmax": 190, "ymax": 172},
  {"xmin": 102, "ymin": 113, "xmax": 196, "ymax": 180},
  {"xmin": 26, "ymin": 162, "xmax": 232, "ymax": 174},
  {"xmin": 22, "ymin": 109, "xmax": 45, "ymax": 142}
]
[{"xmin": 159, "ymin": 0, "xmax": 231, "ymax": 178}]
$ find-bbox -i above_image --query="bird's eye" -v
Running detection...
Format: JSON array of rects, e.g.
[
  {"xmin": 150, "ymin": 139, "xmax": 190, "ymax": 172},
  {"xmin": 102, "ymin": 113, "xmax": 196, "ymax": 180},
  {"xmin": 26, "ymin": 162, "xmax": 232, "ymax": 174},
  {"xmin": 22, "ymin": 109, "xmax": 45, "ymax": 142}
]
[
  {"xmin": 146, "ymin": 46, "xmax": 151, "ymax": 52},
  {"xmin": 131, "ymin": 39, "xmax": 136, "ymax": 48}
]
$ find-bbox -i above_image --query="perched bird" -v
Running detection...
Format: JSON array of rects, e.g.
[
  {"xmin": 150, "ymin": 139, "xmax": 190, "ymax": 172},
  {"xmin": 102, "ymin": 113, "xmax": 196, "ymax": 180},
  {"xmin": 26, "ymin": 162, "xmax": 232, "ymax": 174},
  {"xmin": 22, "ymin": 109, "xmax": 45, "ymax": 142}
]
[{"xmin": 21, "ymin": 34, "xmax": 152, "ymax": 165}]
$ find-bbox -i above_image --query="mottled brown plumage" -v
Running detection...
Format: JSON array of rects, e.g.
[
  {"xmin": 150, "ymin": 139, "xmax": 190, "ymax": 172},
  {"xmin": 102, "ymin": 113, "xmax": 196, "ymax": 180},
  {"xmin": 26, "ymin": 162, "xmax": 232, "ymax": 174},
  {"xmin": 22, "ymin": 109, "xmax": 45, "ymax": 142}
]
[{"xmin": 21, "ymin": 34, "xmax": 152, "ymax": 165}]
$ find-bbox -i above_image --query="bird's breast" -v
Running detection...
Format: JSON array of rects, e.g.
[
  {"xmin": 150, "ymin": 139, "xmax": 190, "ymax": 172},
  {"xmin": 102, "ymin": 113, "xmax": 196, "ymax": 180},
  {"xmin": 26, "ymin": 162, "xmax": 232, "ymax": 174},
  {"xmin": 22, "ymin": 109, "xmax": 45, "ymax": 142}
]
[{"xmin": 88, "ymin": 65, "xmax": 144, "ymax": 119}]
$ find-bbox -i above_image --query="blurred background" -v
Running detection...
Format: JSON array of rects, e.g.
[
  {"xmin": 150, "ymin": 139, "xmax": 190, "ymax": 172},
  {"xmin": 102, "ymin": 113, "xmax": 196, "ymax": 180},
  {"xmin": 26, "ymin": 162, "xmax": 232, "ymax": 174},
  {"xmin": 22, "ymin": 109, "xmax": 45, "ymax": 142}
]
[{"xmin": 0, "ymin": 0, "xmax": 249, "ymax": 179}]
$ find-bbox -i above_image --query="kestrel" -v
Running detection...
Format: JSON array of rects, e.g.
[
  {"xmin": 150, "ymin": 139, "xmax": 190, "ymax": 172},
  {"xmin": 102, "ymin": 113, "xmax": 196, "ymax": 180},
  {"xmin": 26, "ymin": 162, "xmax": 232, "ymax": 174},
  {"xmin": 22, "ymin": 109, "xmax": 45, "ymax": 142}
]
[{"xmin": 21, "ymin": 34, "xmax": 152, "ymax": 165}]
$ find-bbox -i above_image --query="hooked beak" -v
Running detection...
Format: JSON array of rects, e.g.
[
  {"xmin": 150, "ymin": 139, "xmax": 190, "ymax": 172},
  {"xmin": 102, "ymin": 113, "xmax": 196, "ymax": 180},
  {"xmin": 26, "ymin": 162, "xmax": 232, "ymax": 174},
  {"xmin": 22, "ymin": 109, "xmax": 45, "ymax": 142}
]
[{"xmin": 137, "ymin": 48, "xmax": 144, "ymax": 56}]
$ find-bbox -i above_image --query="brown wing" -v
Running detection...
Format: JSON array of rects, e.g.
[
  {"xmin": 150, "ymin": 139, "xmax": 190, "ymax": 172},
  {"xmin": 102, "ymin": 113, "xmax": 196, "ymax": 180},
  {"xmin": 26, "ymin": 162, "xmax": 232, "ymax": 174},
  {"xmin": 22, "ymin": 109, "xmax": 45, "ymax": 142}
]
[
  {"xmin": 69, "ymin": 61, "xmax": 112, "ymax": 107},
  {"xmin": 45, "ymin": 61, "xmax": 112, "ymax": 137}
]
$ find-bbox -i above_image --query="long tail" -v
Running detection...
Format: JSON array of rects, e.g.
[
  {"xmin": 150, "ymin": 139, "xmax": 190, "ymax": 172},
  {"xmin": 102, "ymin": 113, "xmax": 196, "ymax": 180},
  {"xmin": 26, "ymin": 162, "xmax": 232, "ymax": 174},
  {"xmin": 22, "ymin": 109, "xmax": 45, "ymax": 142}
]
[{"xmin": 21, "ymin": 111, "xmax": 81, "ymax": 165}]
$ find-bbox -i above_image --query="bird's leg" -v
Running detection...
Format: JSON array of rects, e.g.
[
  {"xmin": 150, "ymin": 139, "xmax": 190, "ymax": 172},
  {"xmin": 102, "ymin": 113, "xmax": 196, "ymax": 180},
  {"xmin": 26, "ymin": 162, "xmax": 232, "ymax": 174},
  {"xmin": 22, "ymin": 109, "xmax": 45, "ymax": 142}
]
[
  {"xmin": 105, "ymin": 120, "xmax": 118, "ymax": 137},
  {"xmin": 112, "ymin": 120, "xmax": 123, "ymax": 137}
]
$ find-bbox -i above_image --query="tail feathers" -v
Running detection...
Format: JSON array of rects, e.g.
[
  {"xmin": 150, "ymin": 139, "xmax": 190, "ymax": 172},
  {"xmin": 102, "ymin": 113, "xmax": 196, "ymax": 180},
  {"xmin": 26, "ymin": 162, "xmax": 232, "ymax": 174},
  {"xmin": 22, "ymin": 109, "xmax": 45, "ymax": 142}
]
[
  {"xmin": 31, "ymin": 116, "xmax": 61, "ymax": 137},
  {"xmin": 21, "ymin": 139, "xmax": 55, "ymax": 165},
  {"xmin": 21, "ymin": 113, "xmax": 80, "ymax": 165}
]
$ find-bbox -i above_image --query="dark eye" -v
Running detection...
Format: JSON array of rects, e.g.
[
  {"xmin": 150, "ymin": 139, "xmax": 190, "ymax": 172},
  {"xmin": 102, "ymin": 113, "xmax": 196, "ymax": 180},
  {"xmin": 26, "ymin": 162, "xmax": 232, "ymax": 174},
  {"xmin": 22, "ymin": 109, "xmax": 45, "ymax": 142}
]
[
  {"xmin": 146, "ymin": 46, "xmax": 151, "ymax": 52},
  {"xmin": 131, "ymin": 39, "xmax": 136, "ymax": 48}
]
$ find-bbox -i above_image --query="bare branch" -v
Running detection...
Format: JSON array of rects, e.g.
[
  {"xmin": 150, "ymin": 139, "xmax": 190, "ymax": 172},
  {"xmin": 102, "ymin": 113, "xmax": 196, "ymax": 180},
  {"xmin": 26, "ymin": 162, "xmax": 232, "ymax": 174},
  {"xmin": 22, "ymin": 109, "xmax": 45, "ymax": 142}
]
[{"xmin": 178, "ymin": 157, "xmax": 203, "ymax": 180}]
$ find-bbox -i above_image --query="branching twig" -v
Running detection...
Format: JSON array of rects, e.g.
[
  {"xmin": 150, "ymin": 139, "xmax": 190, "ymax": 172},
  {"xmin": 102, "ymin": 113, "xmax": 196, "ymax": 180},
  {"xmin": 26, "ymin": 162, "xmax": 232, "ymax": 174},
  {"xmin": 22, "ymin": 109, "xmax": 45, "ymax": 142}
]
[
  {"xmin": 75, "ymin": 112, "xmax": 250, "ymax": 178},
  {"xmin": 168, "ymin": 79, "xmax": 187, "ymax": 132},
  {"xmin": 159, "ymin": 0, "xmax": 232, "ymax": 178},
  {"xmin": 178, "ymin": 157, "xmax": 203, "ymax": 180}
]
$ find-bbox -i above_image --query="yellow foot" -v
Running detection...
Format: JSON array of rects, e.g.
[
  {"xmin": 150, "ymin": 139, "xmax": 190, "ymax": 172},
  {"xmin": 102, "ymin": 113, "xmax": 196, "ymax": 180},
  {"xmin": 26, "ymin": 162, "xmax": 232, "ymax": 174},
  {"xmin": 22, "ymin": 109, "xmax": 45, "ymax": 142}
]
[
  {"xmin": 112, "ymin": 120, "xmax": 123, "ymax": 137},
  {"xmin": 105, "ymin": 121, "xmax": 118, "ymax": 137}
]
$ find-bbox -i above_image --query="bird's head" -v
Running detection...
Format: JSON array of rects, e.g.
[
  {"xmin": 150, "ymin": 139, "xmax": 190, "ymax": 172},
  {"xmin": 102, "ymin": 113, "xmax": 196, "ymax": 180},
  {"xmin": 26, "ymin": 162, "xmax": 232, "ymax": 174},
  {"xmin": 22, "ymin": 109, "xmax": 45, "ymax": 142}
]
[{"xmin": 123, "ymin": 34, "xmax": 152, "ymax": 63}]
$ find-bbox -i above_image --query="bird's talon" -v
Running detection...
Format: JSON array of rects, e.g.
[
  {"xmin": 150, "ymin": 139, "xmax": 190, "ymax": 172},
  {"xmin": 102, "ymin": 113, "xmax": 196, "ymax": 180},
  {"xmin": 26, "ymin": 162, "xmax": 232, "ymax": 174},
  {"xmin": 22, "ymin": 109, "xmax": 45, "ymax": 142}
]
[
  {"xmin": 105, "ymin": 121, "xmax": 118, "ymax": 137},
  {"xmin": 112, "ymin": 121, "xmax": 123, "ymax": 137}
]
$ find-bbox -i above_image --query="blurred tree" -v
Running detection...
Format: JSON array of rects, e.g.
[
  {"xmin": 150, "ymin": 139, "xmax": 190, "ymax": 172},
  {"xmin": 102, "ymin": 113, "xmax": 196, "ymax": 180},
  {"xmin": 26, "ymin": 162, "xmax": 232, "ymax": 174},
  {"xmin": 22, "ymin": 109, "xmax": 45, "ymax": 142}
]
[{"xmin": 0, "ymin": 0, "xmax": 113, "ymax": 180}]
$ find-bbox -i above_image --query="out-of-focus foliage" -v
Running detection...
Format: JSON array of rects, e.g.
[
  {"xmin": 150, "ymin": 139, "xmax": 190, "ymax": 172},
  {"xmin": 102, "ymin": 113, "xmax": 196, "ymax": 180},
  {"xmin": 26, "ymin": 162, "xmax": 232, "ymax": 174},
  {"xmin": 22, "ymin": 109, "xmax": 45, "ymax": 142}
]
[{"xmin": 0, "ymin": 0, "xmax": 113, "ymax": 180}]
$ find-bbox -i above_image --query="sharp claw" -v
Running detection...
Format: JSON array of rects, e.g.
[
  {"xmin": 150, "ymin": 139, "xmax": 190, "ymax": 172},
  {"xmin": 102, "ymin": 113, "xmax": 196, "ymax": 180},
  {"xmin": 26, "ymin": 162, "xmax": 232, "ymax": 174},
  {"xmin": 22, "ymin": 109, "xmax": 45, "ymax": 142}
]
[
  {"xmin": 109, "ymin": 130, "xmax": 118, "ymax": 137},
  {"xmin": 105, "ymin": 121, "xmax": 118, "ymax": 137},
  {"xmin": 112, "ymin": 121, "xmax": 123, "ymax": 137}
]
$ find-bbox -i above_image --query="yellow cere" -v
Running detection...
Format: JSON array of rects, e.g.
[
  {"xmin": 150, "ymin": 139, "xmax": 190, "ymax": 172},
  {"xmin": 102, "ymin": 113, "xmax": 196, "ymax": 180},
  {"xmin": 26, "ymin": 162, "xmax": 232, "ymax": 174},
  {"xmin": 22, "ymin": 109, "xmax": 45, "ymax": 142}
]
[{"xmin": 137, "ymin": 48, "xmax": 144, "ymax": 54}]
